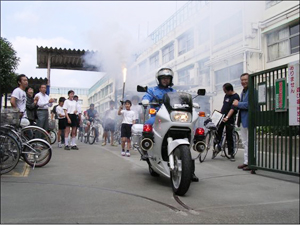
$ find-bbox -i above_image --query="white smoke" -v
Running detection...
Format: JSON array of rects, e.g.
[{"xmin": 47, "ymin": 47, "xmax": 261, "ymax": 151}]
[{"xmin": 83, "ymin": 21, "xmax": 153, "ymax": 81}]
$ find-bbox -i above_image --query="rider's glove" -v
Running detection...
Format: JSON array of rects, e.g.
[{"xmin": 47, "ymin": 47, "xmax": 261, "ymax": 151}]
[{"xmin": 142, "ymin": 99, "xmax": 149, "ymax": 105}]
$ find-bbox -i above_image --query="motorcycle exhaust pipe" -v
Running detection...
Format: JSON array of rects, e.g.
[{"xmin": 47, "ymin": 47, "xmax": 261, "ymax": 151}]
[
  {"xmin": 140, "ymin": 138, "xmax": 153, "ymax": 151},
  {"xmin": 193, "ymin": 141, "xmax": 207, "ymax": 153}
]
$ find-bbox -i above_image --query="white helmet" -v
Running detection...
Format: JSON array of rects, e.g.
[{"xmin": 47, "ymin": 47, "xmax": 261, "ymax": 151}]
[
  {"xmin": 155, "ymin": 68, "xmax": 174, "ymax": 88},
  {"xmin": 20, "ymin": 118, "xmax": 30, "ymax": 127}
]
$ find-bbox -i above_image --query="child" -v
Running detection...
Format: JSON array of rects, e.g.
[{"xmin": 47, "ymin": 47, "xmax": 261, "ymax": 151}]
[
  {"xmin": 56, "ymin": 97, "xmax": 66, "ymax": 148},
  {"xmin": 118, "ymin": 100, "xmax": 136, "ymax": 157}
]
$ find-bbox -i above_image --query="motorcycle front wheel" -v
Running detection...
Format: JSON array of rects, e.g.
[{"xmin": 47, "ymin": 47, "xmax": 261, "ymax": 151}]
[{"xmin": 170, "ymin": 145, "xmax": 192, "ymax": 196}]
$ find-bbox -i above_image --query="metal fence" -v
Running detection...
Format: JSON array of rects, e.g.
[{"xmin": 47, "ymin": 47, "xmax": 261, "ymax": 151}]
[{"xmin": 248, "ymin": 64, "xmax": 299, "ymax": 176}]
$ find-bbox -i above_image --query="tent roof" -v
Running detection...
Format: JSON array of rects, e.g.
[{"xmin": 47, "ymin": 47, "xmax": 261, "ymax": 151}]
[{"xmin": 36, "ymin": 46, "xmax": 100, "ymax": 71}]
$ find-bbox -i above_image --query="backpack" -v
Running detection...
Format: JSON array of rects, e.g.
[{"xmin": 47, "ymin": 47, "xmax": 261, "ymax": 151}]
[{"xmin": 52, "ymin": 105, "xmax": 59, "ymax": 119}]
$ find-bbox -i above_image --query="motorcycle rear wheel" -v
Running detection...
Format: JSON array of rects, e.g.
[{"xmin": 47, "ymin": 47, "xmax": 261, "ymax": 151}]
[{"xmin": 170, "ymin": 145, "xmax": 192, "ymax": 196}]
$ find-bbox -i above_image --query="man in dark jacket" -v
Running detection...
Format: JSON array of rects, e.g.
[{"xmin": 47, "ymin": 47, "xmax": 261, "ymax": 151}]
[{"xmin": 26, "ymin": 87, "xmax": 38, "ymax": 125}]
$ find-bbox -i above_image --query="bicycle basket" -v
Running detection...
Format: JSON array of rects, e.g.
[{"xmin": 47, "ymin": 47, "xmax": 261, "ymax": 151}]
[{"xmin": 0, "ymin": 108, "xmax": 20, "ymax": 127}]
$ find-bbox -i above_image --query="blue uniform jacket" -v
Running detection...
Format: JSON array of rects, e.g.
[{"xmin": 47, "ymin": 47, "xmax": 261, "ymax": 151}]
[
  {"xmin": 237, "ymin": 89, "xmax": 248, "ymax": 128},
  {"xmin": 142, "ymin": 86, "xmax": 176, "ymax": 124}
]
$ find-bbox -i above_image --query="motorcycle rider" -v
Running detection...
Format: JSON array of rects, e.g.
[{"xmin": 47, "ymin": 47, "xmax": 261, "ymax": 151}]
[
  {"xmin": 141, "ymin": 68, "xmax": 199, "ymax": 182},
  {"xmin": 142, "ymin": 68, "xmax": 176, "ymax": 125}
]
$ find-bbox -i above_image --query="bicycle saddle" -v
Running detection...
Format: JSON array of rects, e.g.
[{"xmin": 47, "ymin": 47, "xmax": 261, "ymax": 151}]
[{"xmin": 205, "ymin": 122, "xmax": 217, "ymax": 130}]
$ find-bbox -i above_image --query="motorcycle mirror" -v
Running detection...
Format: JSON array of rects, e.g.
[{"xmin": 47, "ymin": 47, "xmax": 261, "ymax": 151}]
[
  {"xmin": 197, "ymin": 89, "xmax": 206, "ymax": 96},
  {"xmin": 137, "ymin": 85, "xmax": 148, "ymax": 92}
]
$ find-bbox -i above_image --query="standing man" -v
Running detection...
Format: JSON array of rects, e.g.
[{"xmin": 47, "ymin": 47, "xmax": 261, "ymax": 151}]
[
  {"xmin": 102, "ymin": 100, "xmax": 118, "ymax": 146},
  {"xmin": 131, "ymin": 95, "xmax": 143, "ymax": 124},
  {"xmin": 10, "ymin": 74, "xmax": 28, "ymax": 118},
  {"xmin": 26, "ymin": 87, "xmax": 38, "ymax": 125},
  {"xmin": 73, "ymin": 95, "xmax": 82, "ymax": 138},
  {"xmin": 214, "ymin": 83, "xmax": 240, "ymax": 162},
  {"xmin": 34, "ymin": 84, "xmax": 54, "ymax": 131},
  {"xmin": 233, "ymin": 73, "xmax": 250, "ymax": 170}
]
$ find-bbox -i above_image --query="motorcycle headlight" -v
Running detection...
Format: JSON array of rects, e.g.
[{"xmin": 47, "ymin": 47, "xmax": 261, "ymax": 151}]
[{"xmin": 170, "ymin": 111, "xmax": 192, "ymax": 123}]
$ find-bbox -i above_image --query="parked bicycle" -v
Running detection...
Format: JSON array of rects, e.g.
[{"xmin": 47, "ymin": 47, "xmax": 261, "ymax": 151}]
[
  {"xmin": 48, "ymin": 119, "xmax": 57, "ymax": 145},
  {"xmin": 199, "ymin": 110, "xmax": 239, "ymax": 163},
  {"xmin": 0, "ymin": 109, "xmax": 53, "ymax": 175}
]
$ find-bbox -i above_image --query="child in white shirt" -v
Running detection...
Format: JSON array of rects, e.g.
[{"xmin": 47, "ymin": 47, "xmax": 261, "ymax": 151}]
[{"xmin": 118, "ymin": 100, "xmax": 136, "ymax": 157}]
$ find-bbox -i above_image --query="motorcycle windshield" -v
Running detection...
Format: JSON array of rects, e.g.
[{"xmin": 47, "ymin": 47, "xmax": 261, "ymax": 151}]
[{"xmin": 163, "ymin": 92, "xmax": 193, "ymax": 113}]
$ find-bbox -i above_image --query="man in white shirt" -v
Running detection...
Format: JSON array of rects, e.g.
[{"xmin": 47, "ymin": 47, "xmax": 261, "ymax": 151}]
[
  {"xmin": 34, "ymin": 84, "xmax": 54, "ymax": 131},
  {"xmin": 73, "ymin": 95, "xmax": 82, "ymax": 138},
  {"xmin": 131, "ymin": 95, "xmax": 143, "ymax": 123},
  {"xmin": 10, "ymin": 74, "xmax": 28, "ymax": 118},
  {"xmin": 102, "ymin": 100, "xmax": 118, "ymax": 146}
]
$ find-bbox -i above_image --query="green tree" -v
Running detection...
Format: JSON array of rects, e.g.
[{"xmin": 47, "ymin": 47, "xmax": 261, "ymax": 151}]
[{"xmin": 0, "ymin": 37, "xmax": 20, "ymax": 108}]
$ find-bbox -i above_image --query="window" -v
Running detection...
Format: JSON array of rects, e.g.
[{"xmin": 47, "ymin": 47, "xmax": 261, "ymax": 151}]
[
  {"xmin": 139, "ymin": 60, "xmax": 147, "ymax": 76},
  {"xmin": 267, "ymin": 23, "xmax": 299, "ymax": 61},
  {"xmin": 215, "ymin": 62, "xmax": 243, "ymax": 91},
  {"xmin": 266, "ymin": 0, "xmax": 282, "ymax": 9},
  {"xmin": 178, "ymin": 30, "xmax": 194, "ymax": 56},
  {"xmin": 198, "ymin": 18, "xmax": 210, "ymax": 44},
  {"xmin": 214, "ymin": 11, "xmax": 242, "ymax": 44},
  {"xmin": 162, "ymin": 43, "xmax": 174, "ymax": 63},
  {"xmin": 197, "ymin": 58, "xmax": 210, "ymax": 86},
  {"xmin": 149, "ymin": 53, "xmax": 159, "ymax": 70},
  {"xmin": 178, "ymin": 65, "xmax": 194, "ymax": 85}
]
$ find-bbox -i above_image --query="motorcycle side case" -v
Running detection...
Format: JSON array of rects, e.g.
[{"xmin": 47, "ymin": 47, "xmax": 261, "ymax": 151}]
[{"xmin": 131, "ymin": 124, "xmax": 143, "ymax": 147}]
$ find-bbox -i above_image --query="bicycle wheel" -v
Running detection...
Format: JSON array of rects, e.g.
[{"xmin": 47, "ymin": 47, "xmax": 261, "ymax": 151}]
[
  {"xmin": 89, "ymin": 127, "xmax": 96, "ymax": 145},
  {"xmin": 232, "ymin": 131, "xmax": 239, "ymax": 156},
  {"xmin": 199, "ymin": 132, "xmax": 210, "ymax": 163},
  {"xmin": 223, "ymin": 132, "xmax": 238, "ymax": 159},
  {"xmin": 0, "ymin": 133, "xmax": 21, "ymax": 175},
  {"xmin": 113, "ymin": 131, "xmax": 121, "ymax": 145},
  {"xmin": 22, "ymin": 139, "xmax": 52, "ymax": 167},
  {"xmin": 21, "ymin": 126, "xmax": 51, "ymax": 144},
  {"xmin": 49, "ymin": 130, "xmax": 57, "ymax": 145}
]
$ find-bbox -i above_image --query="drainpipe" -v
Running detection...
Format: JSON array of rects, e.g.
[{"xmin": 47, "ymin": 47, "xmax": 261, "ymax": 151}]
[
  {"xmin": 47, "ymin": 53, "xmax": 51, "ymax": 95},
  {"xmin": 243, "ymin": 51, "xmax": 247, "ymax": 74}
]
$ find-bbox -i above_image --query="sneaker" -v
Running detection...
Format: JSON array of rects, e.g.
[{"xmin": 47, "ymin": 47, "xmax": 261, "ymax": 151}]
[
  {"xmin": 126, "ymin": 150, "xmax": 130, "ymax": 157},
  {"xmin": 71, "ymin": 145, "xmax": 79, "ymax": 150},
  {"xmin": 191, "ymin": 173, "xmax": 199, "ymax": 182},
  {"xmin": 102, "ymin": 142, "xmax": 106, "ymax": 146},
  {"xmin": 64, "ymin": 145, "xmax": 70, "ymax": 150},
  {"xmin": 230, "ymin": 155, "xmax": 235, "ymax": 162},
  {"xmin": 121, "ymin": 150, "xmax": 125, "ymax": 156},
  {"xmin": 58, "ymin": 142, "xmax": 62, "ymax": 148}
]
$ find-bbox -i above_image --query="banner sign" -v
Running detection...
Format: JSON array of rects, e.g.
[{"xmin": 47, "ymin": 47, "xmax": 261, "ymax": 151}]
[
  {"xmin": 288, "ymin": 62, "xmax": 300, "ymax": 126},
  {"xmin": 275, "ymin": 78, "xmax": 287, "ymax": 112}
]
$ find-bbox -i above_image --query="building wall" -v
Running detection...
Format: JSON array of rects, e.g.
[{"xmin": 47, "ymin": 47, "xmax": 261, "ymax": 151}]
[{"xmin": 125, "ymin": 0, "xmax": 299, "ymax": 114}]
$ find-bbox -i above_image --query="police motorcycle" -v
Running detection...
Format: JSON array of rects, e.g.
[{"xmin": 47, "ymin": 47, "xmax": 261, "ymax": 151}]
[{"xmin": 131, "ymin": 85, "xmax": 207, "ymax": 196}]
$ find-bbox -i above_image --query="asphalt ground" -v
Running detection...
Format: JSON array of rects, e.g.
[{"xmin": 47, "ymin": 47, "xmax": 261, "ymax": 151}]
[{"xmin": 1, "ymin": 139, "xmax": 299, "ymax": 224}]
